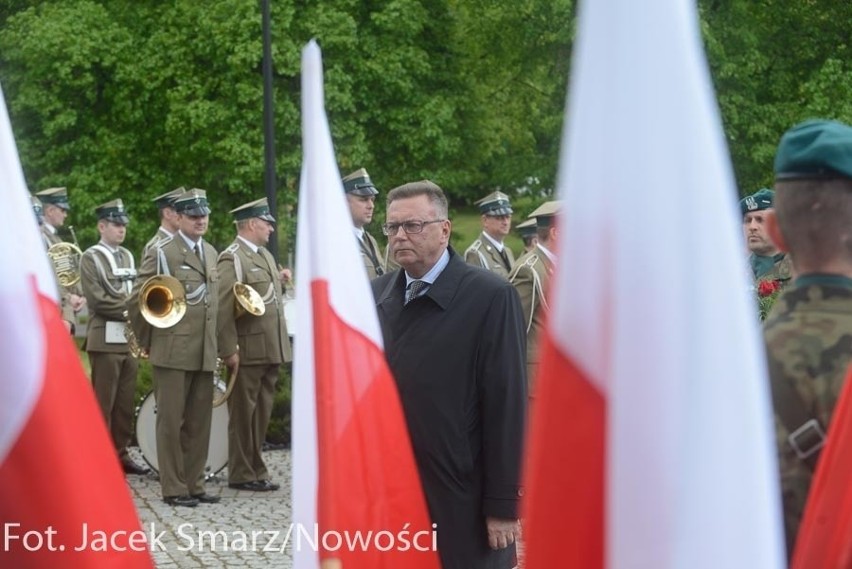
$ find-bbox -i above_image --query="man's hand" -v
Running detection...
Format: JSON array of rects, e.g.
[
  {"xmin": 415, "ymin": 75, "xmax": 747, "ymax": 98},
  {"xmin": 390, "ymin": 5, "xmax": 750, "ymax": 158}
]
[
  {"xmin": 222, "ymin": 352, "xmax": 239, "ymax": 371},
  {"xmin": 70, "ymin": 293, "xmax": 86, "ymax": 313},
  {"xmin": 279, "ymin": 267, "xmax": 292, "ymax": 285},
  {"xmin": 485, "ymin": 517, "xmax": 520, "ymax": 550}
]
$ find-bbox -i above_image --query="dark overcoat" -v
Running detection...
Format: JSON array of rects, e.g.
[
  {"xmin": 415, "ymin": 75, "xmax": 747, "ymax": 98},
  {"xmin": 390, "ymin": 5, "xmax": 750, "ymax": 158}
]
[{"xmin": 371, "ymin": 249, "xmax": 527, "ymax": 569}]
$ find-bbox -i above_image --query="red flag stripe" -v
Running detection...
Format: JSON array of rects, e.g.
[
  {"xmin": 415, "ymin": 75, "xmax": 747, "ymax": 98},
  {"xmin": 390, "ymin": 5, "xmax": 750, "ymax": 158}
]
[
  {"xmin": 0, "ymin": 288, "xmax": 151, "ymax": 567},
  {"xmin": 523, "ymin": 327, "xmax": 605, "ymax": 568}
]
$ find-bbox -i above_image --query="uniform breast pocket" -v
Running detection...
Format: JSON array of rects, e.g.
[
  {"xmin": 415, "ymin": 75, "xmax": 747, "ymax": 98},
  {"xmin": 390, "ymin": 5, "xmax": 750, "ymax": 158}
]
[
  {"xmin": 244, "ymin": 269, "xmax": 269, "ymax": 286},
  {"xmin": 175, "ymin": 269, "xmax": 202, "ymax": 293}
]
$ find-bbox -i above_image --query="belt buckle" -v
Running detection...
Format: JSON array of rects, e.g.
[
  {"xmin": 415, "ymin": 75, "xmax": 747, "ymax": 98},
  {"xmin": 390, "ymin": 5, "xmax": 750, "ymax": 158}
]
[{"xmin": 787, "ymin": 418, "xmax": 826, "ymax": 460}]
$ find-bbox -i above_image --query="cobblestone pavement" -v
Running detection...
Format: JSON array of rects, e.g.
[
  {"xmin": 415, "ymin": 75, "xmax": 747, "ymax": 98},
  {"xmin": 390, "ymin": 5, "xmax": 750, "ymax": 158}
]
[{"xmin": 127, "ymin": 446, "xmax": 294, "ymax": 568}]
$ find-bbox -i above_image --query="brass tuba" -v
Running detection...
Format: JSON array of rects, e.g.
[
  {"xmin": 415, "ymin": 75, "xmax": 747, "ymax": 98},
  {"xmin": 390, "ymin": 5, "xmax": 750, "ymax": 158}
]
[
  {"xmin": 139, "ymin": 275, "xmax": 187, "ymax": 328},
  {"xmin": 233, "ymin": 282, "xmax": 266, "ymax": 318},
  {"xmin": 47, "ymin": 242, "xmax": 83, "ymax": 287}
]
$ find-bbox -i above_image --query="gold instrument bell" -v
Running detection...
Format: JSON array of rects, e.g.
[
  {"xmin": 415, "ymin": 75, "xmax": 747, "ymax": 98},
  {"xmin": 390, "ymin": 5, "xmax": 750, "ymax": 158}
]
[
  {"xmin": 47, "ymin": 242, "xmax": 83, "ymax": 287},
  {"xmin": 233, "ymin": 282, "xmax": 265, "ymax": 318},
  {"xmin": 138, "ymin": 275, "xmax": 187, "ymax": 328}
]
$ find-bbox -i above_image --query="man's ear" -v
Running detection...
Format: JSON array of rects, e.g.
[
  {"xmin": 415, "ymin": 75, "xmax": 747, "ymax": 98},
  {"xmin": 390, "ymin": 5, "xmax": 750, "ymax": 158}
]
[{"xmin": 765, "ymin": 210, "xmax": 789, "ymax": 253}]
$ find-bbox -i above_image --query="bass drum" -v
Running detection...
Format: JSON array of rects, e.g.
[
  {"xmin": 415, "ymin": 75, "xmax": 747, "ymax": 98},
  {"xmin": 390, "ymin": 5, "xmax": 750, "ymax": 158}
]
[{"xmin": 135, "ymin": 382, "xmax": 229, "ymax": 479}]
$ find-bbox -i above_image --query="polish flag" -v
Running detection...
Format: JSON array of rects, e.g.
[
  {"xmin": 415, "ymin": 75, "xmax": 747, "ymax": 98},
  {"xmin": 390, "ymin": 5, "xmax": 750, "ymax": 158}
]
[
  {"xmin": 291, "ymin": 40, "xmax": 439, "ymax": 569},
  {"xmin": 791, "ymin": 364, "xmax": 852, "ymax": 568},
  {"xmin": 521, "ymin": 0, "xmax": 786, "ymax": 567},
  {"xmin": 0, "ymin": 86, "xmax": 152, "ymax": 566}
]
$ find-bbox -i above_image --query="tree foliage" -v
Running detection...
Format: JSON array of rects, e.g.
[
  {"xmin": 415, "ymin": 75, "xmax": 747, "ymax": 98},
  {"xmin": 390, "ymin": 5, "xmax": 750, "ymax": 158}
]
[{"xmin": 0, "ymin": 0, "xmax": 849, "ymax": 255}]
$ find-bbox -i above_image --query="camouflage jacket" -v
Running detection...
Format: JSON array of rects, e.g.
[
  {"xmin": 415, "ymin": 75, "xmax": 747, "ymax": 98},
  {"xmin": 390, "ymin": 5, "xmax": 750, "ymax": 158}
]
[
  {"xmin": 751, "ymin": 252, "xmax": 793, "ymax": 285},
  {"xmin": 763, "ymin": 275, "xmax": 852, "ymax": 554}
]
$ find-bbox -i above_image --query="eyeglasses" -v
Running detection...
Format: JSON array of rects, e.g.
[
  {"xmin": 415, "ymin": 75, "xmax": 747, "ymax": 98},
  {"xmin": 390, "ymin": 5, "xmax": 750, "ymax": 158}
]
[{"xmin": 381, "ymin": 219, "xmax": 446, "ymax": 236}]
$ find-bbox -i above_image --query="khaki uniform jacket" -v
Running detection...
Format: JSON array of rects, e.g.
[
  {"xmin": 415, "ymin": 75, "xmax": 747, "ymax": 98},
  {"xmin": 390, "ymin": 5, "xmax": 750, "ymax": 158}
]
[
  {"xmin": 509, "ymin": 244, "xmax": 554, "ymax": 389},
  {"xmin": 384, "ymin": 243, "xmax": 400, "ymax": 273},
  {"xmin": 41, "ymin": 224, "xmax": 77, "ymax": 323},
  {"xmin": 216, "ymin": 239, "xmax": 291, "ymax": 365},
  {"xmin": 128, "ymin": 235, "xmax": 219, "ymax": 372},
  {"xmin": 764, "ymin": 278, "xmax": 852, "ymax": 554},
  {"xmin": 80, "ymin": 244, "xmax": 136, "ymax": 353},
  {"xmin": 358, "ymin": 230, "xmax": 385, "ymax": 280},
  {"xmin": 142, "ymin": 227, "xmax": 173, "ymax": 260},
  {"xmin": 463, "ymin": 232, "xmax": 515, "ymax": 280}
]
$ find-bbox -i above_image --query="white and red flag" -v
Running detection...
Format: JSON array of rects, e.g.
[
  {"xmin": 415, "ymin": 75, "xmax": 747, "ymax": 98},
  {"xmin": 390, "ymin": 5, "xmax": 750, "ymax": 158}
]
[
  {"xmin": 521, "ymin": 0, "xmax": 786, "ymax": 567},
  {"xmin": 291, "ymin": 40, "xmax": 439, "ymax": 569},
  {"xmin": 0, "ymin": 85, "xmax": 152, "ymax": 567}
]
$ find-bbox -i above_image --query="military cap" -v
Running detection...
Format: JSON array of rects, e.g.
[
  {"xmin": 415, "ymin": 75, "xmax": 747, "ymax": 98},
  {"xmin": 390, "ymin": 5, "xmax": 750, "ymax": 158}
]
[
  {"xmin": 35, "ymin": 187, "xmax": 70, "ymax": 210},
  {"xmin": 528, "ymin": 200, "xmax": 561, "ymax": 227},
  {"xmin": 31, "ymin": 195, "xmax": 43, "ymax": 219},
  {"xmin": 516, "ymin": 218, "xmax": 537, "ymax": 237},
  {"xmin": 95, "ymin": 199, "xmax": 130, "ymax": 225},
  {"xmin": 475, "ymin": 191, "xmax": 513, "ymax": 216},
  {"xmin": 775, "ymin": 119, "xmax": 852, "ymax": 181},
  {"xmin": 230, "ymin": 197, "xmax": 276, "ymax": 223},
  {"xmin": 342, "ymin": 168, "xmax": 379, "ymax": 196},
  {"xmin": 152, "ymin": 187, "xmax": 186, "ymax": 209},
  {"xmin": 739, "ymin": 188, "xmax": 775, "ymax": 216},
  {"xmin": 173, "ymin": 188, "xmax": 211, "ymax": 216}
]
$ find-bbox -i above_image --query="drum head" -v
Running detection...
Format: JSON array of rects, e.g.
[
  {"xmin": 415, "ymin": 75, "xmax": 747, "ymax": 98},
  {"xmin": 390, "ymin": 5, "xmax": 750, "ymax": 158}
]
[{"xmin": 135, "ymin": 383, "xmax": 229, "ymax": 478}]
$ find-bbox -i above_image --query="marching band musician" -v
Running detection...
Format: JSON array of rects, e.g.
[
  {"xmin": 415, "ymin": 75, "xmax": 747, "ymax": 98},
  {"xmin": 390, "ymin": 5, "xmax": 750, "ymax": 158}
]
[
  {"xmin": 31, "ymin": 194, "xmax": 74, "ymax": 329},
  {"xmin": 128, "ymin": 188, "xmax": 220, "ymax": 508},
  {"xmin": 80, "ymin": 199, "xmax": 148, "ymax": 476},
  {"xmin": 34, "ymin": 186, "xmax": 85, "ymax": 331},
  {"xmin": 217, "ymin": 197, "xmax": 291, "ymax": 492},
  {"xmin": 142, "ymin": 186, "xmax": 185, "ymax": 258},
  {"xmin": 509, "ymin": 201, "xmax": 560, "ymax": 396}
]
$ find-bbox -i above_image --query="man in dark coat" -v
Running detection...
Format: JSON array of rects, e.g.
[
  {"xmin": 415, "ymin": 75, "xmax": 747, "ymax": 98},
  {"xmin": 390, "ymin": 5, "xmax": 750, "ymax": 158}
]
[{"xmin": 371, "ymin": 180, "xmax": 527, "ymax": 569}]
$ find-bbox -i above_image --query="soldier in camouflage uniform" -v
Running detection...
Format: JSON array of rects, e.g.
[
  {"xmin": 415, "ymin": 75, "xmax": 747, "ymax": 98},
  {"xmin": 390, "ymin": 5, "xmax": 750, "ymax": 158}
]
[
  {"xmin": 509, "ymin": 200, "xmax": 560, "ymax": 394},
  {"xmin": 762, "ymin": 119, "xmax": 852, "ymax": 556},
  {"xmin": 741, "ymin": 188, "xmax": 793, "ymax": 286}
]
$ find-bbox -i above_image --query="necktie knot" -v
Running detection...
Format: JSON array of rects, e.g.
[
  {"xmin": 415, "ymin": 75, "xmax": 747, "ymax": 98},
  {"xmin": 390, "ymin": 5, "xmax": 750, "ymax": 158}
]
[{"xmin": 405, "ymin": 280, "xmax": 428, "ymax": 305}]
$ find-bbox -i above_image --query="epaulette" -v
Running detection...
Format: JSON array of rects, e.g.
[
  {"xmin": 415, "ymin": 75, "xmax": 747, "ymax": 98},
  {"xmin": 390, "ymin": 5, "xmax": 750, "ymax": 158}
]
[
  {"xmin": 155, "ymin": 235, "xmax": 174, "ymax": 249},
  {"xmin": 523, "ymin": 254, "xmax": 539, "ymax": 268},
  {"xmin": 465, "ymin": 239, "xmax": 482, "ymax": 255},
  {"xmin": 218, "ymin": 242, "xmax": 240, "ymax": 261}
]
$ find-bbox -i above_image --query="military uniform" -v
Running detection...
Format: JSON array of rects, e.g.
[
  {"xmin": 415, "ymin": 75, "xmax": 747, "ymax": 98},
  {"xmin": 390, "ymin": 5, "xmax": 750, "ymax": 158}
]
[
  {"xmin": 764, "ymin": 119, "xmax": 852, "ymax": 555},
  {"xmin": 509, "ymin": 200, "xmax": 560, "ymax": 393},
  {"xmin": 35, "ymin": 187, "xmax": 81, "ymax": 327},
  {"xmin": 80, "ymin": 199, "xmax": 144, "ymax": 473},
  {"xmin": 765, "ymin": 276, "xmax": 852, "ymax": 553},
  {"xmin": 217, "ymin": 198, "xmax": 291, "ymax": 490},
  {"xmin": 464, "ymin": 191, "xmax": 515, "ymax": 279},
  {"xmin": 343, "ymin": 168, "xmax": 385, "ymax": 279},
  {"xmin": 750, "ymin": 252, "xmax": 793, "ymax": 284},
  {"xmin": 142, "ymin": 187, "xmax": 184, "ymax": 259},
  {"xmin": 128, "ymin": 189, "xmax": 219, "ymax": 505},
  {"xmin": 464, "ymin": 232, "xmax": 516, "ymax": 278}
]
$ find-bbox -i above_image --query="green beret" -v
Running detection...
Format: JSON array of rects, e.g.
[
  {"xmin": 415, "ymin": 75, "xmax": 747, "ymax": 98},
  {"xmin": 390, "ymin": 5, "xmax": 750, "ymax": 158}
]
[
  {"xmin": 739, "ymin": 188, "xmax": 774, "ymax": 216},
  {"xmin": 774, "ymin": 119, "xmax": 852, "ymax": 180}
]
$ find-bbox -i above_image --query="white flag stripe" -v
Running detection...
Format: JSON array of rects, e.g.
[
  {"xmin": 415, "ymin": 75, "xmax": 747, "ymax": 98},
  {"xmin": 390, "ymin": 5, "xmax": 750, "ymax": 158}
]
[
  {"xmin": 0, "ymin": 84, "xmax": 50, "ymax": 463},
  {"xmin": 552, "ymin": 0, "xmax": 785, "ymax": 567}
]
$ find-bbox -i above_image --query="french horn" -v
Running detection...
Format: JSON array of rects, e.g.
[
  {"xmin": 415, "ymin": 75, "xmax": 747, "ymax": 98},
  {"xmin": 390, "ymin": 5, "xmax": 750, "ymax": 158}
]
[
  {"xmin": 47, "ymin": 242, "xmax": 83, "ymax": 287},
  {"xmin": 139, "ymin": 275, "xmax": 187, "ymax": 328},
  {"xmin": 233, "ymin": 282, "xmax": 265, "ymax": 318}
]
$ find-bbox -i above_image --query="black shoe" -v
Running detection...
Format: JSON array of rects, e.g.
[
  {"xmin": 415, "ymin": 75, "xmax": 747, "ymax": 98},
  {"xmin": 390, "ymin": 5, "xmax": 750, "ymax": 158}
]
[
  {"xmin": 164, "ymin": 495, "xmax": 199, "ymax": 507},
  {"xmin": 122, "ymin": 460, "xmax": 150, "ymax": 475},
  {"xmin": 228, "ymin": 481, "xmax": 265, "ymax": 491},
  {"xmin": 257, "ymin": 479, "xmax": 280, "ymax": 491},
  {"xmin": 191, "ymin": 493, "xmax": 221, "ymax": 504}
]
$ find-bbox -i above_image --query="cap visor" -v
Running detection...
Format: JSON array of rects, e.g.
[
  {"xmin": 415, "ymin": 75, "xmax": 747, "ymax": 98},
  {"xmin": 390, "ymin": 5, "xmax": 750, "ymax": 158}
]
[
  {"xmin": 348, "ymin": 186, "xmax": 379, "ymax": 197},
  {"xmin": 259, "ymin": 213, "xmax": 276, "ymax": 223},
  {"xmin": 486, "ymin": 207, "xmax": 513, "ymax": 216},
  {"xmin": 181, "ymin": 206, "xmax": 211, "ymax": 217}
]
